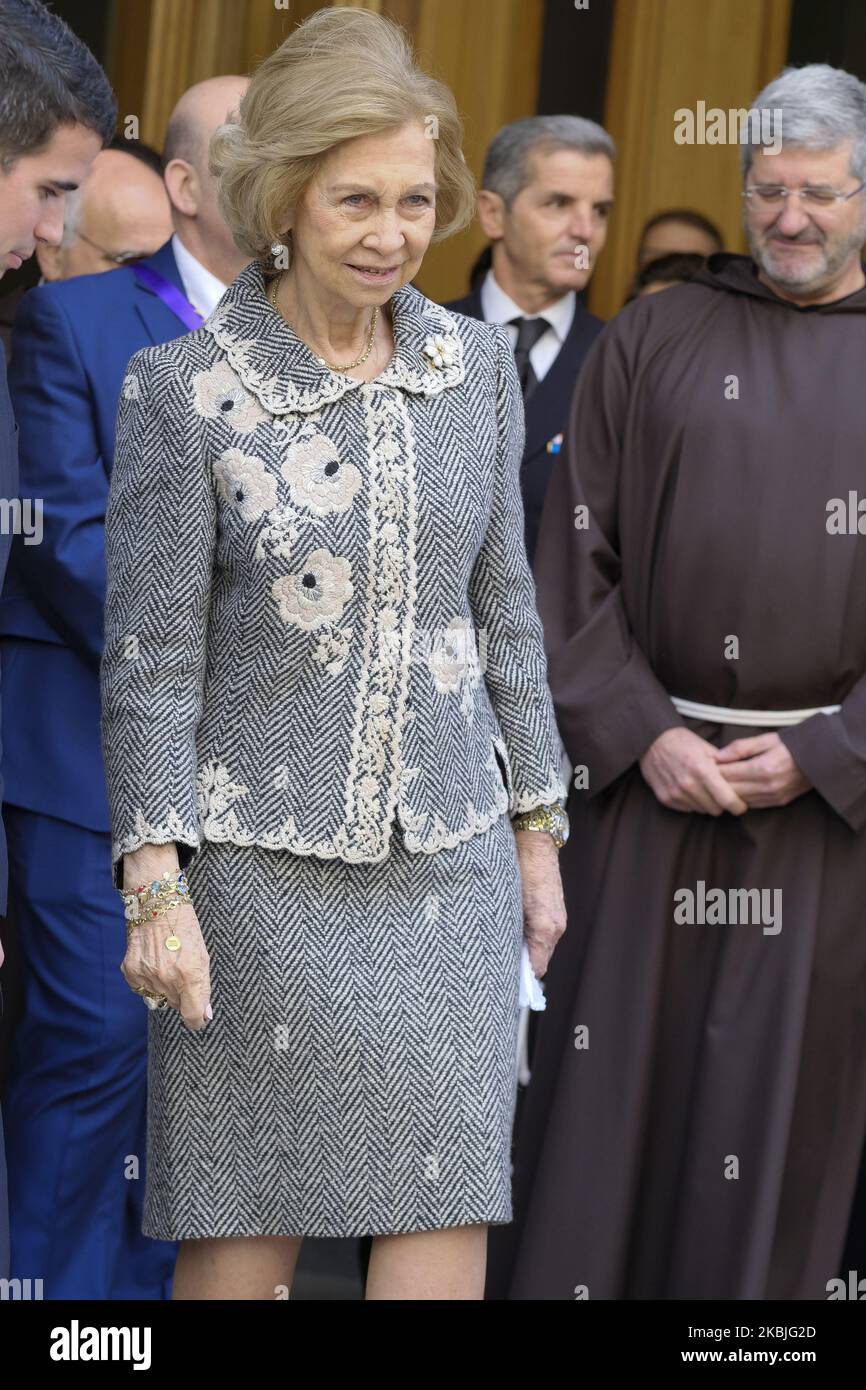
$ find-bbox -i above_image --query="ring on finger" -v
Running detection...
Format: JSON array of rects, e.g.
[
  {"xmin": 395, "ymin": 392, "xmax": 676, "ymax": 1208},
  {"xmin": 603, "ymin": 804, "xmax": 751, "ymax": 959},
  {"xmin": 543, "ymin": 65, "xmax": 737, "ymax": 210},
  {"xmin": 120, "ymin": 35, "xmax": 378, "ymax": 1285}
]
[{"xmin": 134, "ymin": 985, "xmax": 170, "ymax": 1010}]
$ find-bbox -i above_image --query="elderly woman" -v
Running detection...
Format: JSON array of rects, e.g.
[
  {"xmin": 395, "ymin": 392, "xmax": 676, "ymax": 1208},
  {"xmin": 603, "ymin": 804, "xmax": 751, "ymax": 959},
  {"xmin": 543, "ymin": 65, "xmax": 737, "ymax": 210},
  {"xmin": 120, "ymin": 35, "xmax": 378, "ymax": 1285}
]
[{"xmin": 101, "ymin": 6, "xmax": 567, "ymax": 1301}]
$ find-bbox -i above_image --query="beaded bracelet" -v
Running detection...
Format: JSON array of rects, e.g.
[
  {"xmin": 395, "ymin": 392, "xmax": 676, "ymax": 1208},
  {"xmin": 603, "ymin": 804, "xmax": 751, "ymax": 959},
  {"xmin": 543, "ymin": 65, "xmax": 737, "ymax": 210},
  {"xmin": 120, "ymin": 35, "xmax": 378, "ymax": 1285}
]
[{"xmin": 119, "ymin": 869, "xmax": 191, "ymax": 927}]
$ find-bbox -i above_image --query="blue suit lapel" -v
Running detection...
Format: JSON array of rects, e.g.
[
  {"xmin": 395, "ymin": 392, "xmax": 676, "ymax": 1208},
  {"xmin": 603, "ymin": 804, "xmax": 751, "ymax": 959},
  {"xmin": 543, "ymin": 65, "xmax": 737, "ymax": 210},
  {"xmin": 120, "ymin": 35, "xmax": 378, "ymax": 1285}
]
[
  {"xmin": 446, "ymin": 287, "xmax": 602, "ymax": 459},
  {"xmin": 131, "ymin": 239, "xmax": 194, "ymax": 346},
  {"xmin": 0, "ymin": 343, "xmax": 19, "ymax": 577},
  {"xmin": 523, "ymin": 303, "xmax": 602, "ymax": 460}
]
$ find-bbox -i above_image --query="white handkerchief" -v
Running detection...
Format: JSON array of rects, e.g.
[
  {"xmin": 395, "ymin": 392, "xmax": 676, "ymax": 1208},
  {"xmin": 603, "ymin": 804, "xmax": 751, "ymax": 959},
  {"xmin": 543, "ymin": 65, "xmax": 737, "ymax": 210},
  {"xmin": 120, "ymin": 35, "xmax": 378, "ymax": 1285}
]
[{"xmin": 518, "ymin": 942, "xmax": 546, "ymax": 1010}]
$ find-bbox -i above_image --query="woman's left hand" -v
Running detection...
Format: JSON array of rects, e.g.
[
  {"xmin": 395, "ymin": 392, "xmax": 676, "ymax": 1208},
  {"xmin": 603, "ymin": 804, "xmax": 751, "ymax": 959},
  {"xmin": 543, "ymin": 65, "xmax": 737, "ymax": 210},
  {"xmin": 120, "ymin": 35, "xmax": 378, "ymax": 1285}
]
[{"xmin": 514, "ymin": 828, "xmax": 567, "ymax": 978}]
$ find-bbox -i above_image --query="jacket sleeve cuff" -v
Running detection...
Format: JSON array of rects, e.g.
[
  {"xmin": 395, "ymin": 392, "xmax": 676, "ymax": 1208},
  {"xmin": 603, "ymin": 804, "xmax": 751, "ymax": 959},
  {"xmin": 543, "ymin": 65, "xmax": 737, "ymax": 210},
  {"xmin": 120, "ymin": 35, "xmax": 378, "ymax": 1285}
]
[
  {"xmin": 110, "ymin": 813, "xmax": 202, "ymax": 889},
  {"xmin": 549, "ymin": 651, "xmax": 684, "ymax": 797},
  {"xmin": 779, "ymin": 713, "xmax": 866, "ymax": 832}
]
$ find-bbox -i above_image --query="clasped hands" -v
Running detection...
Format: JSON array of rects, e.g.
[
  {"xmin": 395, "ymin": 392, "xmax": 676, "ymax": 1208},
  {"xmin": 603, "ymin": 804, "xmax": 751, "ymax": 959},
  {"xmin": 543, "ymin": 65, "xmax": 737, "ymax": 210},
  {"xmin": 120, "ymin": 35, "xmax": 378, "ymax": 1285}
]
[{"xmin": 640, "ymin": 726, "xmax": 811, "ymax": 816}]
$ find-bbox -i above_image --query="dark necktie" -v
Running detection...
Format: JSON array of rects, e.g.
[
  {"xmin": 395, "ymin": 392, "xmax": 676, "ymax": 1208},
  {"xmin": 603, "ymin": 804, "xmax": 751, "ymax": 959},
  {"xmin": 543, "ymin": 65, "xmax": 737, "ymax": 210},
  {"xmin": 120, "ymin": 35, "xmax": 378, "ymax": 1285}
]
[{"xmin": 509, "ymin": 316, "xmax": 549, "ymax": 404}]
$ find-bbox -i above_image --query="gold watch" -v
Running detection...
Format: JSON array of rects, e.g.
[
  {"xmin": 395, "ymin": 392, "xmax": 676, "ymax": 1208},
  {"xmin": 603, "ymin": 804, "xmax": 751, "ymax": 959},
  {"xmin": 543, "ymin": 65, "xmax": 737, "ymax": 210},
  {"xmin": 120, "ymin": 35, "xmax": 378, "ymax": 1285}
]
[{"xmin": 511, "ymin": 800, "xmax": 569, "ymax": 849}]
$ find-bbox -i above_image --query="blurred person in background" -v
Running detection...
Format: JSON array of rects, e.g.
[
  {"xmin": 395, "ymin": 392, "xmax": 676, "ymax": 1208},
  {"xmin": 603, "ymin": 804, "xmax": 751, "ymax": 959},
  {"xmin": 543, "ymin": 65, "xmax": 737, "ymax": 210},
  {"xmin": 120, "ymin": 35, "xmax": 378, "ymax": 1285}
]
[
  {"xmin": 447, "ymin": 118, "xmax": 613, "ymax": 1223},
  {"xmin": 36, "ymin": 140, "xmax": 170, "ymax": 281},
  {"xmin": 636, "ymin": 206, "xmax": 723, "ymax": 270},
  {"xmin": 0, "ymin": 70, "xmax": 249, "ymax": 1300},
  {"xmin": 624, "ymin": 209, "xmax": 723, "ymax": 303},
  {"xmin": 624, "ymin": 250, "xmax": 706, "ymax": 303},
  {"xmin": 446, "ymin": 115, "xmax": 614, "ymax": 567},
  {"xmin": 0, "ymin": 0, "xmax": 114, "ymax": 1284}
]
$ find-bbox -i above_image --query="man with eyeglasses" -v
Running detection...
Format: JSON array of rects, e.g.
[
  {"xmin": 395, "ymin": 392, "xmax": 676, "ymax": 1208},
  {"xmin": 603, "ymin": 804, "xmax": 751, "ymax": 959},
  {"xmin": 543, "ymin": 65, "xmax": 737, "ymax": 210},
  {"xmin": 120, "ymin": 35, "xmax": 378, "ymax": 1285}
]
[
  {"xmin": 35, "ymin": 143, "xmax": 171, "ymax": 282},
  {"xmin": 491, "ymin": 63, "xmax": 866, "ymax": 1301}
]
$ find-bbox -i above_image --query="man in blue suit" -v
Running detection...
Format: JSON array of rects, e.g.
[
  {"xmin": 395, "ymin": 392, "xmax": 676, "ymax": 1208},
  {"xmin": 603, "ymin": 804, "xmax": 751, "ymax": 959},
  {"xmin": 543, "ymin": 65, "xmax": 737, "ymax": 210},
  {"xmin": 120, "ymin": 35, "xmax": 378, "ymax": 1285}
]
[
  {"xmin": 446, "ymin": 115, "xmax": 614, "ymax": 567},
  {"xmin": 0, "ymin": 0, "xmax": 116, "ymax": 1285},
  {"xmin": 0, "ymin": 354, "xmax": 15, "ymax": 1285},
  {"xmin": 0, "ymin": 72, "xmax": 249, "ymax": 1298}
]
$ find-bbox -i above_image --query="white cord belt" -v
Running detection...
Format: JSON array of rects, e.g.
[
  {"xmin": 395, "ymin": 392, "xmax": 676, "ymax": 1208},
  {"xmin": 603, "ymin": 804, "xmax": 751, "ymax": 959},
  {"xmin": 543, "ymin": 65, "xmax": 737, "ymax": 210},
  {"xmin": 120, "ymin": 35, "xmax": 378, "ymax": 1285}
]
[{"xmin": 671, "ymin": 696, "xmax": 841, "ymax": 728}]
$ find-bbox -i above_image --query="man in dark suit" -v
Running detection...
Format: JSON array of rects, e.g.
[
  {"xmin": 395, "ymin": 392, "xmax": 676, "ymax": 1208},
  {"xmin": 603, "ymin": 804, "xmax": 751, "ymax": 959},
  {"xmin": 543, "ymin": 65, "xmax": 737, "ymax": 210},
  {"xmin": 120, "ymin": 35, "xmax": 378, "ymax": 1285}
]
[
  {"xmin": 0, "ymin": 71, "xmax": 249, "ymax": 1298},
  {"xmin": 446, "ymin": 115, "xmax": 615, "ymax": 567},
  {"xmin": 446, "ymin": 117, "xmax": 615, "ymax": 1302},
  {"xmin": 0, "ymin": 350, "xmax": 15, "ymax": 1284},
  {"xmin": 0, "ymin": 0, "xmax": 116, "ymax": 1285}
]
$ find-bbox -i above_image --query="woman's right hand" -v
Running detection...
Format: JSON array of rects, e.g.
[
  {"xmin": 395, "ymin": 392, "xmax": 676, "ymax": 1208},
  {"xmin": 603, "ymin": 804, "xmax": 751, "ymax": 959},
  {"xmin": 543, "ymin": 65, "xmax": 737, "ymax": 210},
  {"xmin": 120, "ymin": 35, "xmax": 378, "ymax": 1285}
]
[
  {"xmin": 122, "ymin": 899, "xmax": 212, "ymax": 1031},
  {"xmin": 514, "ymin": 828, "xmax": 567, "ymax": 979}
]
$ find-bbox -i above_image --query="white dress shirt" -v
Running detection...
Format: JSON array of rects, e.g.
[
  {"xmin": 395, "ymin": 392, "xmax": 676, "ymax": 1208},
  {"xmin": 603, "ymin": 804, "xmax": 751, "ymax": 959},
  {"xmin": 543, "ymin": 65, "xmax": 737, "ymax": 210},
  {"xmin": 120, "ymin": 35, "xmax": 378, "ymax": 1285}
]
[
  {"xmin": 171, "ymin": 232, "xmax": 228, "ymax": 319},
  {"xmin": 479, "ymin": 268, "xmax": 576, "ymax": 383}
]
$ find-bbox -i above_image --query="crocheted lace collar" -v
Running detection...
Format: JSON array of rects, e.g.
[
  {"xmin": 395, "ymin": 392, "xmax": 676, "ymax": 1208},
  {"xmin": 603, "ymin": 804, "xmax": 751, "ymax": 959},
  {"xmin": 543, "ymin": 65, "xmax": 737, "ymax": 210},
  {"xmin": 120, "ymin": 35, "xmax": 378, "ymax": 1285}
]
[{"xmin": 203, "ymin": 257, "xmax": 465, "ymax": 415}]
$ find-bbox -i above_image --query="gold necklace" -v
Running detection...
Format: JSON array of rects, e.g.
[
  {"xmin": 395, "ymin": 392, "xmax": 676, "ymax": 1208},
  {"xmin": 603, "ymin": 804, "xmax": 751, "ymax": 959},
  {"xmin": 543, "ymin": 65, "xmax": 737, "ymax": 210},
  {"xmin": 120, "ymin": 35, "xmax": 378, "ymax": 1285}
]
[{"xmin": 268, "ymin": 271, "xmax": 379, "ymax": 372}]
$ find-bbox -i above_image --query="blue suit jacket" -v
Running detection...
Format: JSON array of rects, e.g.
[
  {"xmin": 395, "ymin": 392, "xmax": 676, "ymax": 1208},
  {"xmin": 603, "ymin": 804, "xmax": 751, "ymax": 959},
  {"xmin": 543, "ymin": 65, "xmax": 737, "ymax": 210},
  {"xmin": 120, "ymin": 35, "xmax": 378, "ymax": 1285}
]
[
  {"xmin": 444, "ymin": 285, "xmax": 603, "ymax": 566},
  {"xmin": 0, "ymin": 344, "xmax": 19, "ymax": 917},
  {"xmin": 0, "ymin": 241, "xmax": 199, "ymax": 835}
]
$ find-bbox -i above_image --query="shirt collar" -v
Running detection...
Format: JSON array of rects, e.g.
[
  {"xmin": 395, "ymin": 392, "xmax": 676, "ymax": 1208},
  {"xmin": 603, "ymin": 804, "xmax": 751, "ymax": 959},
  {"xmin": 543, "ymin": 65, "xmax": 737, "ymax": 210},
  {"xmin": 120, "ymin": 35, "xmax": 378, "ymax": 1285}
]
[
  {"xmin": 171, "ymin": 233, "xmax": 229, "ymax": 319},
  {"xmin": 203, "ymin": 258, "xmax": 465, "ymax": 415},
  {"xmin": 480, "ymin": 267, "xmax": 575, "ymax": 342}
]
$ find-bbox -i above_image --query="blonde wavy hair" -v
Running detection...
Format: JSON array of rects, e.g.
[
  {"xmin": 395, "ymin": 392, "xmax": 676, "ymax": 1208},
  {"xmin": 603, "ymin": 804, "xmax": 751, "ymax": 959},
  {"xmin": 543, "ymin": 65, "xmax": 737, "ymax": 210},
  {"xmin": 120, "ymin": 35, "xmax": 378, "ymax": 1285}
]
[{"xmin": 209, "ymin": 6, "xmax": 477, "ymax": 261}]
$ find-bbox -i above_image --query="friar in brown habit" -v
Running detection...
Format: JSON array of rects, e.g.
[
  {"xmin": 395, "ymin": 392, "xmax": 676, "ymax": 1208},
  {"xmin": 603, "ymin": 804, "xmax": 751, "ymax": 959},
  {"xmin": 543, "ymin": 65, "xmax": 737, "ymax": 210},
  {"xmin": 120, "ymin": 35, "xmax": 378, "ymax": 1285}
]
[{"xmin": 487, "ymin": 63, "xmax": 866, "ymax": 1300}]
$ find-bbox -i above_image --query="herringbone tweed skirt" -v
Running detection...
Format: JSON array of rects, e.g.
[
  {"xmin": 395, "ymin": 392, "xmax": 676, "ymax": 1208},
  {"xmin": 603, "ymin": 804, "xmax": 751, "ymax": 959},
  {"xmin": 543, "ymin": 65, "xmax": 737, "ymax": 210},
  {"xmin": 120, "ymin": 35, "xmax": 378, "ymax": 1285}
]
[{"xmin": 141, "ymin": 812, "xmax": 524, "ymax": 1240}]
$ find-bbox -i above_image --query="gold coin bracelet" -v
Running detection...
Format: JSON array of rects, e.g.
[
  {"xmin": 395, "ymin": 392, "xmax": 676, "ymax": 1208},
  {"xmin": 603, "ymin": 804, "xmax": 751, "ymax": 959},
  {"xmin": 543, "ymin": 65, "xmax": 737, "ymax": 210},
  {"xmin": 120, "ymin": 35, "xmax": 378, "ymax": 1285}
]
[{"xmin": 119, "ymin": 869, "xmax": 191, "ymax": 953}]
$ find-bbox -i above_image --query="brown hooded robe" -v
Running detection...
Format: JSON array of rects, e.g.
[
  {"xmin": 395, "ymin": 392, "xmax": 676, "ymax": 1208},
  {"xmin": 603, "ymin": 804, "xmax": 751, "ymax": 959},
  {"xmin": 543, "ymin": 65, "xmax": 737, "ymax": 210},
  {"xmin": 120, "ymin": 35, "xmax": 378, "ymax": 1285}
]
[{"xmin": 488, "ymin": 253, "xmax": 866, "ymax": 1300}]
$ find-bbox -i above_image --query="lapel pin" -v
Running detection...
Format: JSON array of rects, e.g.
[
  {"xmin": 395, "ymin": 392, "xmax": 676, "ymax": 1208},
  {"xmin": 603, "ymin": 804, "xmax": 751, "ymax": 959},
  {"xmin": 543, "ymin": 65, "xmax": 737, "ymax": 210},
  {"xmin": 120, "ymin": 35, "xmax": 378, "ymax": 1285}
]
[{"xmin": 422, "ymin": 333, "xmax": 457, "ymax": 370}]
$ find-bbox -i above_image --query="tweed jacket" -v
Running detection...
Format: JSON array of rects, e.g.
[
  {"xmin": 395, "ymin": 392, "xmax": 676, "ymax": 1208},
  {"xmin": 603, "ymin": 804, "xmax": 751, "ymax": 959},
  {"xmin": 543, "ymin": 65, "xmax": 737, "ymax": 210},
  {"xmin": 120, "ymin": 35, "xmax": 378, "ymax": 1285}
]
[{"xmin": 100, "ymin": 258, "xmax": 566, "ymax": 879}]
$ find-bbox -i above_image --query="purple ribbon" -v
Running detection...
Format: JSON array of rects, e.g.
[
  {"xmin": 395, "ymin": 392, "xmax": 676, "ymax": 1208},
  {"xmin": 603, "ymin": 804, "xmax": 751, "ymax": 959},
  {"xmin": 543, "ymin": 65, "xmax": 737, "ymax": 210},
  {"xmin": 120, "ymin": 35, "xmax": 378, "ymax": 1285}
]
[{"xmin": 132, "ymin": 262, "xmax": 203, "ymax": 332}]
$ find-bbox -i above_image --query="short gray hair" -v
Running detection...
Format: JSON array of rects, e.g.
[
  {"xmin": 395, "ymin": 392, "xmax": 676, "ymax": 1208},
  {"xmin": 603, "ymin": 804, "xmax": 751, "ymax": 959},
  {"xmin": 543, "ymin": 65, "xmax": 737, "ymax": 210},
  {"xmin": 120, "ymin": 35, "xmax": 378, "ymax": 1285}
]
[
  {"xmin": 481, "ymin": 115, "xmax": 615, "ymax": 207},
  {"xmin": 743, "ymin": 63, "xmax": 866, "ymax": 181}
]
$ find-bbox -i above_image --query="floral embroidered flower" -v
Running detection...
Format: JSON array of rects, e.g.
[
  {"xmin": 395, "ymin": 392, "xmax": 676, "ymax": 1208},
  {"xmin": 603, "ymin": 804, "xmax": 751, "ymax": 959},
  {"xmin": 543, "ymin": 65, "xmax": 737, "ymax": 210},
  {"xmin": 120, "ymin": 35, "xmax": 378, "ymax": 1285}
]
[
  {"xmin": 397, "ymin": 804, "xmax": 427, "ymax": 834},
  {"xmin": 364, "ymin": 736, "xmax": 387, "ymax": 775},
  {"xmin": 428, "ymin": 626, "xmax": 466, "ymax": 692},
  {"xmin": 427, "ymin": 617, "xmax": 483, "ymax": 721},
  {"xmin": 398, "ymin": 765, "xmax": 420, "ymax": 795},
  {"xmin": 281, "ymin": 433, "xmax": 362, "ymax": 515},
  {"xmin": 192, "ymin": 359, "xmax": 267, "ymax": 432},
  {"xmin": 254, "ymin": 504, "xmax": 302, "ymax": 562},
  {"xmin": 312, "ymin": 623, "xmax": 354, "ymax": 675},
  {"xmin": 422, "ymin": 333, "xmax": 458, "ymax": 370},
  {"xmin": 213, "ymin": 449, "xmax": 278, "ymax": 521},
  {"xmin": 196, "ymin": 758, "xmax": 249, "ymax": 822},
  {"xmin": 271, "ymin": 548, "xmax": 353, "ymax": 630}
]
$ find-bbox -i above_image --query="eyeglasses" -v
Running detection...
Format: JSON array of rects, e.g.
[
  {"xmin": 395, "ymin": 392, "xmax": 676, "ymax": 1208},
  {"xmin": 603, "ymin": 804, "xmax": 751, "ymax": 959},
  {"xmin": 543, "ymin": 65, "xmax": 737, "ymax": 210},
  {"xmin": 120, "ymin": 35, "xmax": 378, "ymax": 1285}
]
[
  {"xmin": 742, "ymin": 182, "xmax": 866, "ymax": 211},
  {"xmin": 74, "ymin": 229, "xmax": 142, "ymax": 265}
]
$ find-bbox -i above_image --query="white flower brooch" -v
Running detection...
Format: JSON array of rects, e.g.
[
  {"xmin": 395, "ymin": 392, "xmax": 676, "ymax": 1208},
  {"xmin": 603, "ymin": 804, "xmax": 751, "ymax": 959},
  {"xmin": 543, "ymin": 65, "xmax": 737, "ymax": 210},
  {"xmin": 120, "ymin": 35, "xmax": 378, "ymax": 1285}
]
[{"xmin": 422, "ymin": 333, "xmax": 458, "ymax": 371}]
